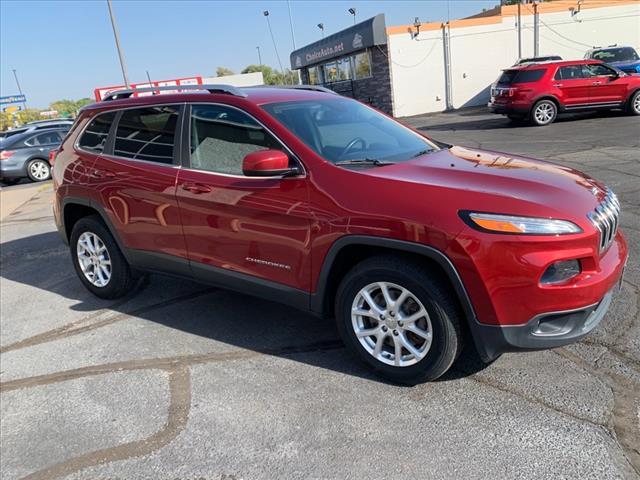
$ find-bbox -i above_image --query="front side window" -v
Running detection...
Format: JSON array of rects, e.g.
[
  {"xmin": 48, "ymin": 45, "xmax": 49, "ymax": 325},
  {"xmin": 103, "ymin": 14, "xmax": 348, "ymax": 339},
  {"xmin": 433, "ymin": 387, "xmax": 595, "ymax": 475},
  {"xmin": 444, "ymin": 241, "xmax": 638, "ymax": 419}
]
[
  {"xmin": 554, "ymin": 65, "xmax": 585, "ymax": 80},
  {"xmin": 78, "ymin": 112, "xmax": 116, "ymax": 154},
  {"xmin": 189, "ymin": 104, "xmax": 284, "ymax": 176},
  {"xmin": 583, "ymin": 64, "xmax": 616, "ymax": 77},
  {"xmin": 262, "ymin": 97, "xmax": 439, "ymax": 165},
  {"xmin": 113, "ymin": 105, "xmax": 179, "ymax": 163}
]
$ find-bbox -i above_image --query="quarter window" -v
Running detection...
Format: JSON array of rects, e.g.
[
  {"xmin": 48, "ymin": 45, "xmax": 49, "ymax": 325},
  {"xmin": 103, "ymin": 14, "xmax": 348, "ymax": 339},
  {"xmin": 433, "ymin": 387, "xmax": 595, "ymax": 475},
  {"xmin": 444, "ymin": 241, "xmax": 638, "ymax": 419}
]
[
  {"xmin": 189, "ymin": 104, "xmax": 284, "ymax": 176},
  {"xmin": 78, "ymin": 112, "xmax": 116, "ymax": 154},
  {"xmin": 113, "ymin": 105, "xmax": 179, "ymax": 164}
]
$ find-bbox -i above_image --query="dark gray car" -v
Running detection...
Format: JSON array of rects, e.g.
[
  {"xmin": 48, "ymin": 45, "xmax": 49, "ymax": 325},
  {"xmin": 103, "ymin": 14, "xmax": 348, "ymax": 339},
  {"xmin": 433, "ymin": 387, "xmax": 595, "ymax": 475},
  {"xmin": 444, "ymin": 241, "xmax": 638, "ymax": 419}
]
[{"xmin": 0, "ymin": 128, "xmax": 67, "ymax": 184}]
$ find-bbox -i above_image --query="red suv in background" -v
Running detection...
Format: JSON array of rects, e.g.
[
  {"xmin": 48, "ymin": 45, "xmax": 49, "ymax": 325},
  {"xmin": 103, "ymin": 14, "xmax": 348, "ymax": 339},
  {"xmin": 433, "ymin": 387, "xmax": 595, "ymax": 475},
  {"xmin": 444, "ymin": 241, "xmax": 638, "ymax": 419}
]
[
  {"xmin": 489, "ymin": 59, "xmax": 640, "ymax": 125},
  {"xmin": 53, "ymin": 85, "xmax": 627, "ymax": 384}
]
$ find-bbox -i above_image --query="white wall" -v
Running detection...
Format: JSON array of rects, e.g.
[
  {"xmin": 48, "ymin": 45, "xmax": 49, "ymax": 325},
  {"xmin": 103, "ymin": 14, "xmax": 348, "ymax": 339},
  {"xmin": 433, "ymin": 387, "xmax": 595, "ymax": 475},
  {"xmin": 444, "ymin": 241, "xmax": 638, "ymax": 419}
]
[
  {"xmin": 389, "ymin": 2, "xmax": 640, "ymax": 117},
  {"xmin": 202, "ymin": 72, "xmax": 264, "ymax": 87}
]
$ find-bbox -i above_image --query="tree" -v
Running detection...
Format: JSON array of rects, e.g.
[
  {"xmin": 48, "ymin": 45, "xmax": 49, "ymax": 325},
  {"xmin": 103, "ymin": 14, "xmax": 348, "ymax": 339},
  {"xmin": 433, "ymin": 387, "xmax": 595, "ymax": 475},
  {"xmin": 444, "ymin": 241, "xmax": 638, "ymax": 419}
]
[
  {"xmin": 216, "ymin": 66, "xmax": 235, "ymax": 77},
  {"xmin": 241, "ymin": 64, "xmax": 298, "ymax": 85},
  {"xmin": 49, "ymin": 98, "xmax": 94, "ymax": 117}
]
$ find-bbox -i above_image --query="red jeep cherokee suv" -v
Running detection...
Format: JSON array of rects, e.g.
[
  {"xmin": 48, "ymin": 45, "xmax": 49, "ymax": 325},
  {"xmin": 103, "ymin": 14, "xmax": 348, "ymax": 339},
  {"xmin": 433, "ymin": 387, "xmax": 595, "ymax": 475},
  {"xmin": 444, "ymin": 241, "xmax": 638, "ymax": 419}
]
[
  {"xmin": 489, "ymin": 59, "xmax": 640, "ymax": 125},
  {"xmin": 52, "ymin": 85, "xmax": 628, "ymax": 383}
]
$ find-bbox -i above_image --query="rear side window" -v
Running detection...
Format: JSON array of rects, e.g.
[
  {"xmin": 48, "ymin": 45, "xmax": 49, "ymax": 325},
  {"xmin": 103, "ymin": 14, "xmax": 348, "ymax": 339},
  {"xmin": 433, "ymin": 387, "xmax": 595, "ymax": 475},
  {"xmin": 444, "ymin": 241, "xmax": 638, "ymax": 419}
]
[
  {"xmin": 498, "ymin": 69, "xmax": 545, "ymax": 84},
  {"xmin": 189, "ymin": 104, "xmax": 283, "ymax": 175},
  {"xmin": 554, "ymin": 65, "xmax": 585, "ymax": 80},
  {"xmin": 78, "ymin": 112, "xmax": 116, "ymax": 154},
  {"xmin": 513, "ymin": 69, "xmax": 546, "ymax": 83},
  {"xmin": 114, "ymin": 105, "xmax": 179, "ymax": 164},
  {"xmin": 27, "ymin": 131, "xmax": 62, "ymax": 146},
  {"xmin": 498, "ymin": 70, "xmax": 518, "ymax": 84}
]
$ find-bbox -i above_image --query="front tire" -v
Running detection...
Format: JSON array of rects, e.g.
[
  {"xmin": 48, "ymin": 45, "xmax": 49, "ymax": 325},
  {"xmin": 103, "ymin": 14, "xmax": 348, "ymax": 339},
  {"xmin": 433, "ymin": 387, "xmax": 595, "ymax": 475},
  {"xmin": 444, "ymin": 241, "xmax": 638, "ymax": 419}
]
[
  {"xmin": 529, "ymin": 99, "xmax": 557, "ymax": 126},
  {"xmin": 627, "ymin": 90, "xmax": 640, "ymax": 115},
  {"xmin": 26, "ymin": 159, "xmax": 51, "ymax": 182},
  {"xmin": 335, "ymin": 255, "xmax": 463, "ymax": 384},
  {"xmin": 70, "ymin": 215, "xmax": 135, "ymax": 299}
]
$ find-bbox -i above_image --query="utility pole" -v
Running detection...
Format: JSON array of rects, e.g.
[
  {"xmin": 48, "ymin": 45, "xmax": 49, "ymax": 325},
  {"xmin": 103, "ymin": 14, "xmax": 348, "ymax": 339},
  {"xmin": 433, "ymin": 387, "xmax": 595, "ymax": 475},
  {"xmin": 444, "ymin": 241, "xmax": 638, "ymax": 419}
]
[
  {"xmin": 517, "ymin": 1, "xmax": 522, "ymax": 59},
  {"xmin": 533, "ymin": 1, "xmax": 539, "ymax": 57},
  {"xmin": 286, "ymin": 0, "xmax": 301, "ymax": 84},
  {"xmin": 11, "ymin": 69, "xmax": 27, "ymax": 111},
  {"xmin": 256, "ymin": 46, "xmax": 262, "ymax": 66},
  {"xmin": 441, "ymin": 22, "xmax": 453, "ymax": 111},
  {"xmin": 107, "ymin": 0, "xmax": 130, "ymax": 87}
]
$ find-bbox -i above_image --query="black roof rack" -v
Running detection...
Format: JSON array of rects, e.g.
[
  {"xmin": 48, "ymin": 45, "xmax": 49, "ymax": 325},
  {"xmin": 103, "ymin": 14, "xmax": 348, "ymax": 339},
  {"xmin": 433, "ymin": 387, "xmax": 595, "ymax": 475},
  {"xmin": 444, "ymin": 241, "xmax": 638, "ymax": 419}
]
[
  {"xmin": 281, "ymin": 85, "xmax": 338, "ymax": 95},
  {"xmin": 101, "ymin": 84, "xmax": 248, "ymax": 101}
]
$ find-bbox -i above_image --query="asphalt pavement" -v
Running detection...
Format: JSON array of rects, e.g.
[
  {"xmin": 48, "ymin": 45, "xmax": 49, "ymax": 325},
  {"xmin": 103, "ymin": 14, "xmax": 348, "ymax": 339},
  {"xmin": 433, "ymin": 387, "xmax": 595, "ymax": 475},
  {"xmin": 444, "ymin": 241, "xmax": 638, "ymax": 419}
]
[{"xmin": 1, "ymin": 108, "xmax": 639, "ymax": 480}]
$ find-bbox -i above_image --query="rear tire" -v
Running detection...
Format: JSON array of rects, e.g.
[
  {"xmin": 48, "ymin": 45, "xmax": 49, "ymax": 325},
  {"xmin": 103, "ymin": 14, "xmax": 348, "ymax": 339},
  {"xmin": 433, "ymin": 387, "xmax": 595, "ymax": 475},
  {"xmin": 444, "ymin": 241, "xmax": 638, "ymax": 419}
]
[
  {"xmin": 70, "ymin": 215, "xmax": 135, "ymax": 299},
  {"xmin": 529, "ymin": 99, "xmax": 557, "ymax": 126},
  {"xmin": 26, "ymin": 158, "xmax": 51, "ymax": 182},
  {"xmin": 335, "ymin": 255, "xmax": 464, "ymax": 385},
  {"xmin": 627, "ymin": 90, "xmax": 640, "ymax": 115}
]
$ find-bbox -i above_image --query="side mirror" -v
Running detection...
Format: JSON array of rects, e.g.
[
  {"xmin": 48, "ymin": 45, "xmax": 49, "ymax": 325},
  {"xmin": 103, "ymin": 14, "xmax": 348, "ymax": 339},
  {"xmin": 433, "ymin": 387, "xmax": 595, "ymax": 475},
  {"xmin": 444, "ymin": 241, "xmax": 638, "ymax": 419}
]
[{"xmin": 242, "ymin": 149, "xmax": 298, "ymax": 177}]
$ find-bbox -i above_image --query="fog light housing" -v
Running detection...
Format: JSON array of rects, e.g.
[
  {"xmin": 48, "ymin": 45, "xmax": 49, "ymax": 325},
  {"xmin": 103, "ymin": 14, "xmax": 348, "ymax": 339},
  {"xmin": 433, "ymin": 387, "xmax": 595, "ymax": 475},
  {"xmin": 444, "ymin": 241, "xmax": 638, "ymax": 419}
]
[{"xmin": 541, "ymin": 260, "xmax": 581, "ymax": 285}]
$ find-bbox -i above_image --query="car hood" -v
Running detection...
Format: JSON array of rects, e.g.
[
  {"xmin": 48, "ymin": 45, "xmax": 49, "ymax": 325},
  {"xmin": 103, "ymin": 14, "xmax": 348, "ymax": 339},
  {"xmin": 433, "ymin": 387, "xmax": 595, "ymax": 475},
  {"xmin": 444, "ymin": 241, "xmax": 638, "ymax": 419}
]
[
  {"xmin": 608, "ymin": 59, "xmax": 640, "ymax": 70},
  {"xmin": 367, "ymin": 146, "xmax": 606, "ymax": 219}
]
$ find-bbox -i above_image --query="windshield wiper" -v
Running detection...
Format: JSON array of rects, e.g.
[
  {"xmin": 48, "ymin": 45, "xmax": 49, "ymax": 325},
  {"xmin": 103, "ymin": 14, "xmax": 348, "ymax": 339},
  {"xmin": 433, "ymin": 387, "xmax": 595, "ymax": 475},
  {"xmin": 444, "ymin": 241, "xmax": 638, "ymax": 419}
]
[
  {"xmin": 411, "ymin": 149, "xmax": 434, "ymax": 158},
  {"xmin": 334, "ymin": 158, "xmax": 395, "ymax": 167}
]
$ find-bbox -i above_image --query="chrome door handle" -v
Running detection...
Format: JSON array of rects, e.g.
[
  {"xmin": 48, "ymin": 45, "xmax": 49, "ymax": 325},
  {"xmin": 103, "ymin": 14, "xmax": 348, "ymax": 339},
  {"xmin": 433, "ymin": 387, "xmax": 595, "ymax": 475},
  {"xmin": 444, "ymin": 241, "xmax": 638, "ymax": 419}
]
[
  {"xmin": 92, "ymin": 169, "xmax": 116, "ymax": 178},
  {"xmin": 553, "ymin": 83, "xmax": 563, "ymax": 87},
  {"xmin": 592, "ymin": 81, "xmax": 602, "ymax": 85}
]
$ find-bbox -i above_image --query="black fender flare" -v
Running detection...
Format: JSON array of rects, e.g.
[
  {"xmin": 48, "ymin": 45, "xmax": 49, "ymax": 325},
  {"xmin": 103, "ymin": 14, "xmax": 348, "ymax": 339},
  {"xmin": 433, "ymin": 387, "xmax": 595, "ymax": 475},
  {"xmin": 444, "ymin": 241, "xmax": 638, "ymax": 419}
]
[
  {"xmin": 61, "ymin": 196, "xmax": 130, "ymax": 262},
  {"xmin": 311, "ymin": 235, "xmax": 502, "ymax": 362},
  {"xmin": 311, "ymin": 235, "xmax": 477, "ymax": 321}
]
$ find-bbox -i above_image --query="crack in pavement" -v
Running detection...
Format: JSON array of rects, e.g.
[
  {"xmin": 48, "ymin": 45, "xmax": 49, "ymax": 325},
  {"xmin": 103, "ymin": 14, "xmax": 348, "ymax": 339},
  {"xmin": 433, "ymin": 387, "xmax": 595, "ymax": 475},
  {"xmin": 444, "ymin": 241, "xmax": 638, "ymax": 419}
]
[
  {"xmin": 1, "ymin": 340, "xmax": 343, "ymax": 479},
  {"xmin": 0, "ymin": 287, "xmax": 216, "ymax": 354},
  {"xmin": 555, "ymin": 347, "xmax": 640, "ymax": 476},
  {"xmin": 18, "ymin": 364, "xmax": 191, "ymax": 480}
]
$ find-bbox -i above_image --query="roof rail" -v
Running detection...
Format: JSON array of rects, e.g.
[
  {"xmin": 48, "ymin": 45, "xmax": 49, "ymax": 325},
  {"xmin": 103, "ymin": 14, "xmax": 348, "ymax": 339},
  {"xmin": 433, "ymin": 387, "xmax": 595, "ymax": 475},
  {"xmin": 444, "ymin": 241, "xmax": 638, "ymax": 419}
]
[
  {"xmin": 101, "ymin": 84, "xmax": 248, "ymax": 101},
  {"xmin": 280, "ymin": 85, "xmax": 338, "ymax": 95}
]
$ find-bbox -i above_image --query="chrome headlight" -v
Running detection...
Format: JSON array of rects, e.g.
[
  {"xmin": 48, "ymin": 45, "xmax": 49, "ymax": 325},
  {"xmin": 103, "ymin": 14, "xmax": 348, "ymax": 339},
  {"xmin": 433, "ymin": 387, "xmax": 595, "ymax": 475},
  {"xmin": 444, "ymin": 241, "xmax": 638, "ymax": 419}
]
[{"xmin": 462, "ymin": 212, "xmax": 582, "ymax": 235}]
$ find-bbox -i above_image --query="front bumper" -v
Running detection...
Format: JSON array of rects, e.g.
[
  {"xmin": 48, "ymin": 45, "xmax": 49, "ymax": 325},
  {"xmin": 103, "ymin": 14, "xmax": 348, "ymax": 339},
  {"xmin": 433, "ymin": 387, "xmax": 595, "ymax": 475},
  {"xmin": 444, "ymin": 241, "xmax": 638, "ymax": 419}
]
[{"xmin": 471, "ymin": 287, "xmax": 616, "ymax": 362}]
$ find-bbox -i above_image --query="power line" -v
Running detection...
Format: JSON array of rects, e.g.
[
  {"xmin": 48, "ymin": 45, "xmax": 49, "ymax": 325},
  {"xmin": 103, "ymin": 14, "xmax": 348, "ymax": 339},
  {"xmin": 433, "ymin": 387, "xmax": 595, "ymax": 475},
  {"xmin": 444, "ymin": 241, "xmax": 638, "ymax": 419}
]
[{"xmin": 377, "ymin": 39, "xmax": 440, "ymax": 69}]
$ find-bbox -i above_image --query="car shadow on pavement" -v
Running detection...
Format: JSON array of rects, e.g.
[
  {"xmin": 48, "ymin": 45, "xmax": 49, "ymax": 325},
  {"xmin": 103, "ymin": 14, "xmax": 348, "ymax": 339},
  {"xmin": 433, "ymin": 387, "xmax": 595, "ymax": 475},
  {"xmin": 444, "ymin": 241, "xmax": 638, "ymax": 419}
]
[{"xmin": 0, "ymin": 231, "xmax": 490, "ymax": 384}]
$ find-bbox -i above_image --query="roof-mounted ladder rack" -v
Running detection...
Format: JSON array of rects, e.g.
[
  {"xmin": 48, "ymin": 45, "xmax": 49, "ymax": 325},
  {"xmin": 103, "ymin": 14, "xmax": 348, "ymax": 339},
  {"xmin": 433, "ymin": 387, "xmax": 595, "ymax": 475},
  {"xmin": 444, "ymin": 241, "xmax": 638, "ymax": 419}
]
[{"xmin": 101, "ymin": 84, "xmax": 248, "ymax": 101}]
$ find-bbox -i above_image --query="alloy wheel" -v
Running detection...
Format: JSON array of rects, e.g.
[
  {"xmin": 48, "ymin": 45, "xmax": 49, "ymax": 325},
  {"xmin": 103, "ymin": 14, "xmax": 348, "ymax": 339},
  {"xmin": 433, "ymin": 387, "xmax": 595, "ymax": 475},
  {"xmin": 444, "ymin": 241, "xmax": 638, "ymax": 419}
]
[
  {"xmin": 351, "ymin": 282, "xmax": 433, "ymax": 367},
  {"xmin": 29, "ymin": 160, "xmax": 50, "ymax": 181},
  {"xmin": 633, "ymin": 93, "xmax": 640, "ymax": 114},
  {"xmin": 534, "ymin": 102, "xmax": 555, "ymax": 125},
  {"xmin": 76, "ymin": 232, "xmax": 112, "ymax": 287}
]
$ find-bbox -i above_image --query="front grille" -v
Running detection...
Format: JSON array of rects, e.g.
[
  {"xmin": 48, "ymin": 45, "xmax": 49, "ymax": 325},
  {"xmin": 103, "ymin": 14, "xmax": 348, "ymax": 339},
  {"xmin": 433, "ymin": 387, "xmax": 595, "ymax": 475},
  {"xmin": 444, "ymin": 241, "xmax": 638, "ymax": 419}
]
[{"xmin": 588, "ymin": 188, "xmax": 620, "ymax": 253}]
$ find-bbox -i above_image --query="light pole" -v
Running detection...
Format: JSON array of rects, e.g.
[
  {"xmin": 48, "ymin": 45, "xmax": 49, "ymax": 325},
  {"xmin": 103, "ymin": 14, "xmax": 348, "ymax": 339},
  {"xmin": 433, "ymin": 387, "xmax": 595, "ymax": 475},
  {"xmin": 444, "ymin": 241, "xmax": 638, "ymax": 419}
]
[
  {"xmin": 263, "ymin": 10, "xmax": 287, "ymax": 84},
  {"xmin": 348, "ymin": 8, "xmax": 356, "ymax": 25},
  {"xmin": 106, "ymin": 0, "xmax": 130, "ymax": 87},
  {"xmin": 11, "ymin": 69, "xmax": 27, "ymax": 111},
  {"xmin": 256, "ymin": 46, "xmax": 262, "ymax": 66},
  {"xmin": 317, "ymin": 23, "xmax": 324, "ymax": 38},
  {"xmin": 286, "ymin": 0, "xmax": 301, "ymax": 84}
]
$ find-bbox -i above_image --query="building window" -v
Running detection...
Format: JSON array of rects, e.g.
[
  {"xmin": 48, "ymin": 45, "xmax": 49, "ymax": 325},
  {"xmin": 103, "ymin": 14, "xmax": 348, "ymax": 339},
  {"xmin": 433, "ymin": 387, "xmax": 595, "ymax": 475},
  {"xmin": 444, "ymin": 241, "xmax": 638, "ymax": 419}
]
[
  {"xmin": 336, "ymin": 58, "xmax": 352, "ymax": 81},
  {"xmin": 354, "ymin": 51, "xmax": 372, "ymax": 79},
  {"xmin": 308, "ymin": 66, "xmax": 322, "ymax": 85},
  {"xmin": 324, "ymin": 62, "xmax": 338, "ymax": 83}
]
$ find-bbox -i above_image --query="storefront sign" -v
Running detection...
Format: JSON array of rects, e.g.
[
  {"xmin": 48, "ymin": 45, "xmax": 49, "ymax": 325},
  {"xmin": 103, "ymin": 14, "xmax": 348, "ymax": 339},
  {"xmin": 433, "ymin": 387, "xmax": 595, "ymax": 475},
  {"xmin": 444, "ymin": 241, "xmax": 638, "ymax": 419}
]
[
  {"xmin": 290, "ymin": 14, "xmax": 386, "ymax": 69},
  {"xmin": 0, "ymin": 94, "xmax": 26, "ymax": 106}
]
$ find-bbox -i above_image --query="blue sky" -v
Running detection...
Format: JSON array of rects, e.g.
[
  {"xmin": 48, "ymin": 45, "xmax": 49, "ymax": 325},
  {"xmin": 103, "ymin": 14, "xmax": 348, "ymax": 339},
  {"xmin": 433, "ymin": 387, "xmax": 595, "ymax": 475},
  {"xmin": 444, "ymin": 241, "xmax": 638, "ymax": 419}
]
[{"xmin": 1, "ymin": 0, "xmax": 497, "ymax": 108}]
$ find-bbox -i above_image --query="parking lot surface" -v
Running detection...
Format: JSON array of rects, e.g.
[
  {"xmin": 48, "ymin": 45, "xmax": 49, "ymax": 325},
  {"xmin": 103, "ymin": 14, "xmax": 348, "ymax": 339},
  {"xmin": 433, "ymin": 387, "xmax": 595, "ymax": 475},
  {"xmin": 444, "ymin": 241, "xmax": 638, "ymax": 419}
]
[{"xmin": 1, "ymin": 108, "xmax": 639, "ymax": 480}]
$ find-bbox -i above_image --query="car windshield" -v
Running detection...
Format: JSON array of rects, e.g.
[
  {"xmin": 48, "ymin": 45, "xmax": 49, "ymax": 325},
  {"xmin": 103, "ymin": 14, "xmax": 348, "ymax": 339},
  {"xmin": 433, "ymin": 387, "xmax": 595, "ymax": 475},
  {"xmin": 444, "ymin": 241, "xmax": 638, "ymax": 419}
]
[
  {"xmin": 262, "ymin": 97, "xmax": 439, "ymax": 165},
  {"xmin": 591, "ymin": 47, "xmax": 639, "ymax": 63}
]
